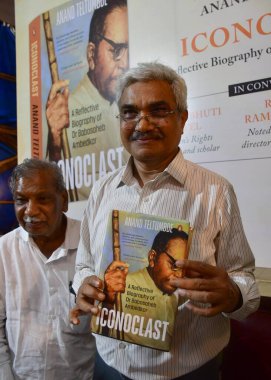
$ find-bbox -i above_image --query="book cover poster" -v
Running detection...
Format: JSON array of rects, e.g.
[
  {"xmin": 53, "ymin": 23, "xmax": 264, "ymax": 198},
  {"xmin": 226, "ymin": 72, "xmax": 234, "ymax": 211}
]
[
  {"xmin": 91, "ymin": 210, "xmax": 191, "ymax": 351},
  {"xmin": 29, "ymin": 0, "xmax": 129, "ymax": 202}
]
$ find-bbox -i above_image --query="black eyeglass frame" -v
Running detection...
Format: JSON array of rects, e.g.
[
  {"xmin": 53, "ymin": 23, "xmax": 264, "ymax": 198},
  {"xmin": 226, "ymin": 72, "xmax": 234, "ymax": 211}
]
[
  {"xmin": 163, "ymin": 250, "xmax": 183, "ymax": 272},
  {"xmin": 96, "ymin": 33, "xmax": 128, "ymax": 61},
  {"xmin": 116, "ymin": 108, "xmax": 179, "ymax": 125}
]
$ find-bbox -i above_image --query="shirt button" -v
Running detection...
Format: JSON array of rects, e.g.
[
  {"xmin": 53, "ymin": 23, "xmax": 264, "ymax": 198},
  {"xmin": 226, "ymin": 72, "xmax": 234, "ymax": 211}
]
[{"xmin": 119, "ymin": 342, "xmax": 126, "ymax": 349}]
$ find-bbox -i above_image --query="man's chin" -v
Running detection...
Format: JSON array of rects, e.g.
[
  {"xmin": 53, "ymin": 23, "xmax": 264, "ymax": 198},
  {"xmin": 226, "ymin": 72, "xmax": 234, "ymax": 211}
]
[
  {"xmin": 23, "ymin": 223, "xmax": 46, "ymax": 236},
  {"xmin": 162, "ymin": 285, "xmax": 176, "ymax": 296},
  {"xmin": 101, "ymin": 82, "xmax": 116, "ymax": 103}
]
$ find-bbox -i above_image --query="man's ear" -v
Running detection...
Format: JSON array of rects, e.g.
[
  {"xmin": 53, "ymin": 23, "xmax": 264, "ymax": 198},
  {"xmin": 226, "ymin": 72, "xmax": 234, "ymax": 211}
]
[
  {"xmin": 148, "ymin": 249, "xmax": 157, "ymax": 268},
  {"xmin": 62, "ymin": 190, "xmax": 69, "ymax": 213},
  {"xmin": 179, "ymin": 110, "xmax": 188, "ymax": 135},
  {"xmin": 87, "ymin": 42, "xmax": 96, "ymax": 70},
  {"xmin": 181, "ymin": 110, "xmax": 188, "ymax": 123}
]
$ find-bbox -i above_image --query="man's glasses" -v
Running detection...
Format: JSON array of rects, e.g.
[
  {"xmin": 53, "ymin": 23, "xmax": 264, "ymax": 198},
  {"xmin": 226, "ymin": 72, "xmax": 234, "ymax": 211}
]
[
  {"xmin": 163, "ymin": 250, "xmax": 182, "ymax": 272},
  {"xmin": 116, "ymin": 108, "xmax": 179, "ymax": 129},
  {"xmin": 97, "ymin": 33, "xmax": 128, "ymax": 61}
]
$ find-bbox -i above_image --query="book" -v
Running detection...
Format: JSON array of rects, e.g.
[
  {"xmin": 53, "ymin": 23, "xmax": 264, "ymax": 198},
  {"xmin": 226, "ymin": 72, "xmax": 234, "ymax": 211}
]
[{"xmin": 91, "ymin": 209, "xmax": 192, "ymax": 351}]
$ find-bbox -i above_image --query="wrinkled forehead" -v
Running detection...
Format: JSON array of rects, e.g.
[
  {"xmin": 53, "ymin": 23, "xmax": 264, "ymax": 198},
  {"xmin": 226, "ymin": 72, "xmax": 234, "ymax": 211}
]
[
  {"xmin": 103, "ymin": 7, "xmax": 128, "ymax": 42},
  {"xmin": 15, "ymin": 169, "xmax": 57, "ymax": 191},
  {"xmin": 120, "ymin": 80, "xmax": 176, "ymax": 108},
  {"xmin": 165, "ymin": 237, "xmax": 187, "ymax": 261}
]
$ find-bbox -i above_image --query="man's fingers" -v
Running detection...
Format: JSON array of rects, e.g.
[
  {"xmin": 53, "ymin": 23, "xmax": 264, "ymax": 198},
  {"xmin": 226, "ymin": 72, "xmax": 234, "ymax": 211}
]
[
  {"xmin": 177, "ymin": 287, "xmax": 222, "ymax": 304},
  {"xmin": 75, "ymin": 275, "xmax": 105, "ymax": 315},
  {"xmin": 48, "ymin": 79, "xmax": 69, "ymax": 101},
  {"xmin": 171, "ymin": 276, "xmax": 224, "ymax": 292},
  {"xmin": 70, "ymin": 306, "xmax": 84, "ymax": 325},
  {"xmin": 107, "ymin": 261, "xmax": 129, "ymax": 272},
  {"xmin": 62, "ymin": 85, "xmax": 69, "ymax": 99},
  {"xmin": 185, "ymin": 301, "xmax": 222, "ymax": 317},
  {"xmin": 82, "ymin": 275, "xmax": 103, "ymax": 290},
  {"xmin": 175, "ymin": 259, "xmax": 224, "ymax": 278},
  {"xmin": 76, "ymin": 296, "xmax": 101, "ymax": 315}
]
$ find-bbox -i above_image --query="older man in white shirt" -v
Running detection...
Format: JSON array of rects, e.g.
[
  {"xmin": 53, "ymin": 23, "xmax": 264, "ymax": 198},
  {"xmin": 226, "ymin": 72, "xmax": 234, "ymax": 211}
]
[{"xmin": 0, "ymin": 158, "xmax": 96, "ymax": 380}]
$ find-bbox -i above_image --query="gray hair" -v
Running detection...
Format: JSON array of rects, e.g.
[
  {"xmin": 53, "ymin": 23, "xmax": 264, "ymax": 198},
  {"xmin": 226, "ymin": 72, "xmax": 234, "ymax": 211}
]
[
  {"xmin": 116, "ymin": 62, "xmax": 188, "ymax": 112},
  {"xmin": 9, "ymin": 158, "xmax": 66, "ymax": 196}
]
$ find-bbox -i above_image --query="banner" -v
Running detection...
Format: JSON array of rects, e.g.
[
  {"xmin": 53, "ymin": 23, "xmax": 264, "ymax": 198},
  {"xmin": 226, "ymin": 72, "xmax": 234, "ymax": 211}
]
[
  {"xmin": 29, "ymin": 0, "xmax": 129, "ymax": 201},
  {"xmin": 176, "ymin": 1, "xmax": 271, "ymax": 164},
  {"xmin": 175, "ymin": 0, "xmax": 271, "ymax": 267}
]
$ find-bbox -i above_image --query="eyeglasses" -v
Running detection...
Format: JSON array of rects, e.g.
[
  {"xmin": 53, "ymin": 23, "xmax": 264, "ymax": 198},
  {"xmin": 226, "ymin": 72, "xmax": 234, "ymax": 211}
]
[
  {"xmin": 163, "ymin": 251, "xmax": 182, "ymax": 272},
  {"xmin": 97, "ymin": 33, "xmax": 128, "ymax": 61},
  {"xmin": 116, "ymin": 108, "xmax": 179, "ymax": 128}
]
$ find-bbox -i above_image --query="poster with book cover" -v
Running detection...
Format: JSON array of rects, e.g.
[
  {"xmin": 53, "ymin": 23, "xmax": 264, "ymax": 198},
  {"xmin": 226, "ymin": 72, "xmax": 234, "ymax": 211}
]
[
  {"xmin": 91, "ymin": 209, "xmax": 192, "ymax": 351},
  {"xmin": 29, "ymin": 0, "xmax": 129, "ymax": 202}
]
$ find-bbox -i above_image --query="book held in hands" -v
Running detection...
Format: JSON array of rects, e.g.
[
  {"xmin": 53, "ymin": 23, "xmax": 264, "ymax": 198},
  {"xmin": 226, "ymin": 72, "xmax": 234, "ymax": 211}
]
[{"xmin": 91, "ymin": 209, "xmax": 192, "ymax": 351}]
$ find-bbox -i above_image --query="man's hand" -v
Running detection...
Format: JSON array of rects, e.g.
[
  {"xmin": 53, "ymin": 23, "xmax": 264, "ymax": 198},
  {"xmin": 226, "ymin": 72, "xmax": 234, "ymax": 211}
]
[
  {"xmin": 46, "ymin": 79, "xmax": 70, "ymax": 161},
  {"xmin": 169, "ymin": 259, "xmax": 242, "ymax": 317},
  {"xmin": 104, "ymin": 260, "xmax": 129, "ymax": 304},
  {"xmin": 70, "ymin": 275, "xmax": 105, "ymax": 325}
]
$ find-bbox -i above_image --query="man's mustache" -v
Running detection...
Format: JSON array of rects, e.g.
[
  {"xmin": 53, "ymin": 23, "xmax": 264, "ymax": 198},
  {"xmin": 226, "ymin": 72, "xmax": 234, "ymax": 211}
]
[
  {"xmin": 23, "ymin": 216, "xmax": 42, "ymax": 223},
  {"xmin": 130, "ymin": 131, "xmax": 164, "ymax": 141}
]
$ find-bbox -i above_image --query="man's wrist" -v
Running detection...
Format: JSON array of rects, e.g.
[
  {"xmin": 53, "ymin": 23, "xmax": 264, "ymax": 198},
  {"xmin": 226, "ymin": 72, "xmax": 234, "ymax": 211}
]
[{"xmin": 225, "ymin": 279, "xmax": 243, "ymax": 313}]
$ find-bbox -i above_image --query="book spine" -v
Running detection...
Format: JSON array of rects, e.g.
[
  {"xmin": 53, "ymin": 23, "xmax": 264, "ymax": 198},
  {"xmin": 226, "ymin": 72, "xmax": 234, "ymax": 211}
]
[{"xmin": 29, "ymin": 16, "xmax": 42, "ymax": 158}]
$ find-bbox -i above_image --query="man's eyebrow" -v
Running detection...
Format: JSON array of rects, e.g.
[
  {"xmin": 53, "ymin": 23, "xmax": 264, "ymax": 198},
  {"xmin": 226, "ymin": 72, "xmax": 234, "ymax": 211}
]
[
  {"xmin": 120, "ymin": 101, "xmax": 169, "ymax": 110},
  {"xmin": 120, "ymin": 104, "xmax": 138, "ymax": 110},
  {"xmin": 15, "ymin": 190, "xmax": 51, "ymax": 197},
  {"xmin": 149, "ymin": 101, "xmax": 170, "ymax": 108},
  {"xmin": 164, "ymin": 251, "xmax": 177, "ymax": 264}
]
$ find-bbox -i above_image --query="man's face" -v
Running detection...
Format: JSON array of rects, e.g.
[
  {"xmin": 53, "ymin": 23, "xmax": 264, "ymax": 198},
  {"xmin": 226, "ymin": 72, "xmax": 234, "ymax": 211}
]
[
  {"xmin": 14, "ymin": 170, "xmax": 68, "ymax": 240},
  {"xmin": 119, "ymin": 80, "xmax": 188, "ymax": 167},
  {"xmin": 149, "ymin": 237, "xmax": 187, "ymax": 295},
  {"xmin": 92, "ymin": 7, "xmax": 128, "ymax": 102}
]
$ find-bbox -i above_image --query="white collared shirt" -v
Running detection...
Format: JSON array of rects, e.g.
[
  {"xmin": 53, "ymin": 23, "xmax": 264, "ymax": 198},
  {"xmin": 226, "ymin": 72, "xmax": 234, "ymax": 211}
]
[
  {"xmin": 0, "ymin": 217, "xmax": 96, "ymax": 380},
  {"xmin": 74, "ymin": 151, "xmax": 260, "ymax": 380}
]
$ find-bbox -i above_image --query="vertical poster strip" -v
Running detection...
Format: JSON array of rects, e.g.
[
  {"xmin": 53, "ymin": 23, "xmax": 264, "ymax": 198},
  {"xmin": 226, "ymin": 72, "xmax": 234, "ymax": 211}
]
[{"xmin": 29, "ymin": 16, "xmax": 42, "ymax": 158}]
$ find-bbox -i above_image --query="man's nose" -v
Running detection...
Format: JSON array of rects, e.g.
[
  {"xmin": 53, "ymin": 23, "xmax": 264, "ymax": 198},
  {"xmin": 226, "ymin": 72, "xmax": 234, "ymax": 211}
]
[
  {"xmin": 134, "ymin": 114, "xmax": 155, "ymax": 132},
  {"xmin": 25, "ymin": 200, "xmax": 38, "ymax": 216},
  {"xmin": 118, "ymin": 48, "xmax": 129, "ymax": 71}
]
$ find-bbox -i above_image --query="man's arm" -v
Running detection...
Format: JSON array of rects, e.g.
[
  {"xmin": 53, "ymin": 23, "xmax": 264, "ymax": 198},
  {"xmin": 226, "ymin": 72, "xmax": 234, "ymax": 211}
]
[
  {"xmin": 0, "ymin": 264, "xmax": 15, "ymax": 380},
  {"xmin": 70, "ymin": 195, "xmax": 103, "ymax": 323},
  {"xmin": 72, "ymin": 203, "xmax": 96, "ymax": 294},
  {"xmin": 170, "ymin": 184, "xmax": 260, "ymax": 319},
  {"xmin": 46, "ymin": 79, "xmax": 70, "ymax": 161},
  {"xmin": 0, "ymin": 318, "xmax": 14, "ymax": 380}
]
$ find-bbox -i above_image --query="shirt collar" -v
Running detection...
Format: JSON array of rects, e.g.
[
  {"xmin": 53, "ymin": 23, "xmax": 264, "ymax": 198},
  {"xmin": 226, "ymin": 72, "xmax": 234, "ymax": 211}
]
[
  {"xmin": 117, "ymin": 149, "xmax": 188, "ymax": 188},
  {"xmin": 165, "ymin": 149, "xmax": 188, "ymax": 186},
  {"xmin": 19, "ymin": 216, "xmax": 78, "ymax": 260}
]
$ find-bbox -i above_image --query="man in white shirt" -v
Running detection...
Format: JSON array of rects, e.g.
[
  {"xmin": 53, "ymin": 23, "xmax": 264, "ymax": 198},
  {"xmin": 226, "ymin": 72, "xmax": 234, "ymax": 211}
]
[
  {"xmin": 71, "ymin": 62, "xmax": 260, "ymax": 380},
  {"xmin": 0, "ymin": 158, "xmax": 96, "ymax": 380}
]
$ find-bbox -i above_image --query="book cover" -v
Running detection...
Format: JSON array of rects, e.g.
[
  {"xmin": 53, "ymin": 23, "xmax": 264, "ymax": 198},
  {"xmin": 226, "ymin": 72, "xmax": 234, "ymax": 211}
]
[
  {"xmin": 91, "ymin": 209, "xmax": 192, "ymax": 351},
  {"xmin": 29, "ymin": 0, "xmax": 129, "ymax": 202}
]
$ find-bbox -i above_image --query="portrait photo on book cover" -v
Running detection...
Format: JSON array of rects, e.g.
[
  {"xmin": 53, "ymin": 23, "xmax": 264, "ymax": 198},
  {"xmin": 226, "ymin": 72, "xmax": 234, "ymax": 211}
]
[
  {"xmin": 91, "ymin": 210, "xmax": 192, "ymax": 351},
  {"xmin": 30, "ymin": 0, "xmax": 129, "ymax": 202}
]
